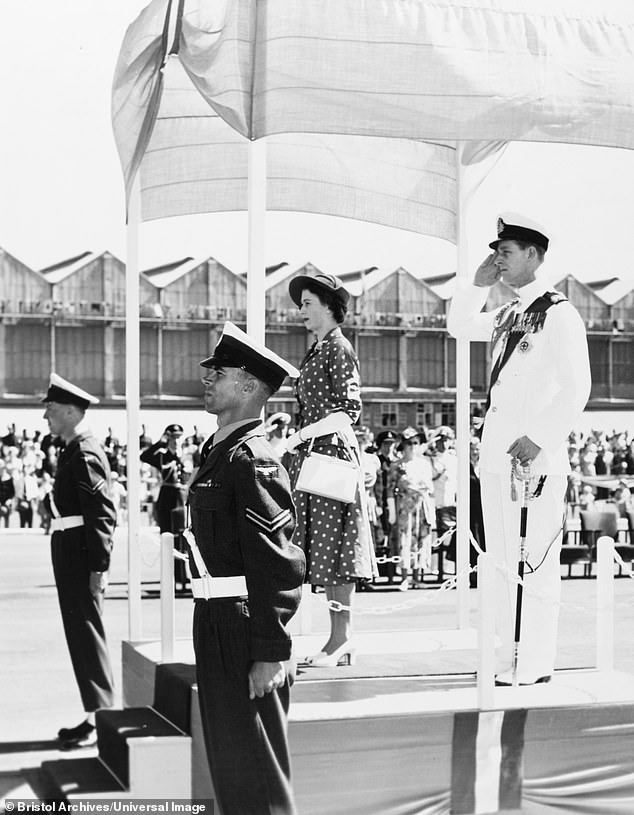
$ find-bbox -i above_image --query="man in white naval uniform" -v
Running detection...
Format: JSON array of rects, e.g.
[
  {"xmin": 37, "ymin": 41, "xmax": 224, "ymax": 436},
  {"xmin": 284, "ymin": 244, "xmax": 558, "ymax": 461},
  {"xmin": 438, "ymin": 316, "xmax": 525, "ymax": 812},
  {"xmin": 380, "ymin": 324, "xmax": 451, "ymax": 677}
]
[{"xmin": 447, "ymin": 214, "xmax": 591, "ymax": 685}]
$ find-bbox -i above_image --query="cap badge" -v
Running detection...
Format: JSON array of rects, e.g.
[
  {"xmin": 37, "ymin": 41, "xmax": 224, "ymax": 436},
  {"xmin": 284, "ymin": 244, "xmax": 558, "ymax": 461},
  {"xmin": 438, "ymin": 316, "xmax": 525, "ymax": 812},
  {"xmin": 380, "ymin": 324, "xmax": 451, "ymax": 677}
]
[{"xmin": 497, "ymin": 217, "xmax": 506, "ymax": 236}]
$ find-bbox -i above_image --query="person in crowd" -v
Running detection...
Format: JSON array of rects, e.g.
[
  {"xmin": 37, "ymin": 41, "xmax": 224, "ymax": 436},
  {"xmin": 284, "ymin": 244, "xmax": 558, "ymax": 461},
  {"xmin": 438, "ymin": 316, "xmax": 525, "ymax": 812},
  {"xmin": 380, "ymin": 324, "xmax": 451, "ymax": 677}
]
[
  {"xmin": 579, "ymin": 483, "xmax": 596, "ymax": 510},
  {"xmin": 139, "ymin": 424, "xmax": 152, "ymax": 451},
  {"xmin": 0, "ymin": 459, "xmax": 15, "ymax": 527},
  {"xmin": 613, "ymin": 479, "xmax": 632, "ymax": 517},
  {"xmin": 285, "ymin": 272, "xmax": 375, "ymax": 667},
  {"xmin": 14, "ymin": 462, "xmax": 39, "ymax": 528},
  {"xmin": 37, "ymin": 470, "xmax": 54, "ymax": 533},
  {"xmin": 42, "ymin": 373, "xmax": 117, "ymax": 748},
  {"xmin": 468, "ymin": 434, "xmax": 486, "ymax": 586},
  {"xmin": 373, "ymin": 430, "xmax": 398, "ymax": 581},
  {"xmin": 140, "ymin": 423, "xmax": 189, "ymax": 588},
  {"xmin": 109, "ymin": 472, "xmax": 128, "ymax": 525},
  {"xmin": 355, "ymin": 425, "xmax": 381, "ymax": 590},
  {"xmin": 187, "ymin": 321, "xmax": 305, "ymax": 815},
  {"xmin": 264, "ymin": 412, "xmax": 292, "ymax": 462},
  {"xmin": 387, "ymin": 427, "xmax": 435, "ymax": 591},
  {"xmin": 448, "ymin": 213, "xmax": 591, "ymax": 686},
  {"xmin": 428, "ymin": 426, "xmax": 457, "ymax": 580}
]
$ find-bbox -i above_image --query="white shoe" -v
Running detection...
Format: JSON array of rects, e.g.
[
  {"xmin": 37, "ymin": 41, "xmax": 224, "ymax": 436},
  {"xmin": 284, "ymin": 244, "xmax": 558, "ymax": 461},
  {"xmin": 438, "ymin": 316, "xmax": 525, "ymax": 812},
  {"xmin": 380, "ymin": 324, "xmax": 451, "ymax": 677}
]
[
  {"xmin": 305, "ymin": 641, "xmax": 357, "ymax": 667},
  {"xmin": 398, "ymin": 578, "xmax": 410, "ymax": 592}
]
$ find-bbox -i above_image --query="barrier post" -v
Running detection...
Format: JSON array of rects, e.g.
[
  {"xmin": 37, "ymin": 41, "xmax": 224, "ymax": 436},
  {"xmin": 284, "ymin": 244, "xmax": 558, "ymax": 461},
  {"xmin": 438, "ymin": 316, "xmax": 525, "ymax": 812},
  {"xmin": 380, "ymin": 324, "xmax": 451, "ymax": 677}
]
[
  {"xmin": 477, "ymin": 553, "xmax": 496, "ymax": 709},
  {"xmin": 596, "ymin": 535, "xmax": 614, "ymax": 672},
  {"xmin": 161, "ymin": 532, "xmax": 175, "ymax": 662}
]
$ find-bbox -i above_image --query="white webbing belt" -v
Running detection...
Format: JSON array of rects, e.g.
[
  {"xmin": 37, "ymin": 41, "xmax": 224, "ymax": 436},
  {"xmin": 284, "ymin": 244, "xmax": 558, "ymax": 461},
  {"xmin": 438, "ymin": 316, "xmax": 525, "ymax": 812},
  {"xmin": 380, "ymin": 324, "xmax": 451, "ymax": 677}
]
[
  {"xmin": 183, "ymin": 528, "xmax": 248, "ymax": 599},
  {"xmin": 191, "ymin": 575, "xmax": 248, "ymax": 599},
  {"xmin": 50, "ymin": 515, "xmax": 84, "ymax": 532}
]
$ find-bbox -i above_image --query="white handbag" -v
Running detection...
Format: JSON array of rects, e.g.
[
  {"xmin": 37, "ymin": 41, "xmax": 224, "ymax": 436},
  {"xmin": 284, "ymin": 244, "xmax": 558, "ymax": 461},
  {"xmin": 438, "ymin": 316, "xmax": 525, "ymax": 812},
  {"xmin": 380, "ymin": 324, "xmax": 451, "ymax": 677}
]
[{"xmin": 296, "ymin": 434, "xmax": 360, "ymax": 504}]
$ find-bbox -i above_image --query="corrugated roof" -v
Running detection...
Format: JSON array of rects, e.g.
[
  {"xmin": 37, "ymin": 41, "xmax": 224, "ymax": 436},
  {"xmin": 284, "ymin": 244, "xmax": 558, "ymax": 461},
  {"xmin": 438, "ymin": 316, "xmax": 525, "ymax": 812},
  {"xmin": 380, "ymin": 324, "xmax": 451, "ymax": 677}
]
[
  {"xmin": 141, "ymin": 257, "xmax": 215, "ymax": 289},
  {"xmin": 39, "ymin": 251, "xmax": 105, "ymax": 284},
  {"xmin": 591, "ymin": 277, "xmax": 634, "ymax": 306}
]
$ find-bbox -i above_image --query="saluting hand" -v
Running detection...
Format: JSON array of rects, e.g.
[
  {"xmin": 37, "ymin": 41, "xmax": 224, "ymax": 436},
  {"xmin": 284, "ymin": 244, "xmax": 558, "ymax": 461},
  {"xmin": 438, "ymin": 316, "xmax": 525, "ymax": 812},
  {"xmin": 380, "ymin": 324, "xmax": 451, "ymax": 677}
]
[
  {"xmin": 474, "ymin": 253, "xmax": 501, "ymax": 288},
  {"xmin": 248, "ymin": 661, "xmax": 286, "ymax": 700}
]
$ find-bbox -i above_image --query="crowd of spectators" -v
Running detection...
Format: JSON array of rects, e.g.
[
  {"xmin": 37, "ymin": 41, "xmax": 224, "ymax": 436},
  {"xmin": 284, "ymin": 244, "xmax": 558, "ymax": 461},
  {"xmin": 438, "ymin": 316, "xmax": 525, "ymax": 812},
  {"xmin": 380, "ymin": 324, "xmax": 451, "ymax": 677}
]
[
  {"xmin": 1, "ymin": 419, "xmax": 632, "ymax": 540},
  {"xmin": 567, "ymin": 429, "xmax": 634, "ymax": 517}
]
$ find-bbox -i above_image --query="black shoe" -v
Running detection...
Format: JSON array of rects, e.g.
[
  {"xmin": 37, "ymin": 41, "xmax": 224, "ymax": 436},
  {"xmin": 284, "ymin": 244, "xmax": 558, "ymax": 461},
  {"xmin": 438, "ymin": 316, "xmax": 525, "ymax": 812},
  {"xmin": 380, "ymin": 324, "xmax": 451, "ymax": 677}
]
[
  {"xmin": 494, "ymin": 673, "xmax": 552, "ymax": 687},
  {"xmin": 58, "ymin": 720, "xmax": 96, "ymax": 749}
]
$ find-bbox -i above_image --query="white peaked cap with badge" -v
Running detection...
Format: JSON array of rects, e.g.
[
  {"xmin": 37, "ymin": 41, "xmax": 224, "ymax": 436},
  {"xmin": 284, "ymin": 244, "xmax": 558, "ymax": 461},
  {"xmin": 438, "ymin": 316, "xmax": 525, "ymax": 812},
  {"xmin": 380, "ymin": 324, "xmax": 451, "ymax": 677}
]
[
  {"xmin": 42, "ymin": 372, "xmax": 100, "ymax": 409},
  {"xmin": 490, "ymin": 212, "xmax": 551, "ymax": 252},
  {"xmin": 201, "ymin": 322, "xmax": 300, "ymax": 392}
]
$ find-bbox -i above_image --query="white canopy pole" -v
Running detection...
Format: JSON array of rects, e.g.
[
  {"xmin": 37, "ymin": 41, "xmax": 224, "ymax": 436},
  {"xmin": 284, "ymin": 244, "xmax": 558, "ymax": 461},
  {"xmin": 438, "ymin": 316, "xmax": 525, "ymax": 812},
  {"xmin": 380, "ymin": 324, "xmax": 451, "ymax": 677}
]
[
  {"xmin": 455, "ymin": 142, "xmax": 471, "ymax": 629},
  {"xmin": 126, "ymin": 174, "xmax": 142, "ymax": 640},
  {"xmin": 247, "ymin": 138, "xmax": 267, "ymax": 343}
]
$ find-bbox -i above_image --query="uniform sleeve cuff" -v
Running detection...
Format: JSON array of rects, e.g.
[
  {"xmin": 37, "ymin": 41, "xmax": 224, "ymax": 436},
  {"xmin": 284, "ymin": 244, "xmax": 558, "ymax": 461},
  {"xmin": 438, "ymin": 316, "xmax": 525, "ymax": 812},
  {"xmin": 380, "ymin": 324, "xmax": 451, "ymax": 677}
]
[{"xmin": 250, "ymin": 636, "xmax": 293, "ymax": 663}]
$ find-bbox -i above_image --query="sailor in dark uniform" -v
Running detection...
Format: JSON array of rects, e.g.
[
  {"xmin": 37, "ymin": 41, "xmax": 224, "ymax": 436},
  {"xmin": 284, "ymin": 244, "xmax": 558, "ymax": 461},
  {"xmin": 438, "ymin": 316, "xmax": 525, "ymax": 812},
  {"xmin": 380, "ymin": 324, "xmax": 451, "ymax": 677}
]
[
  {"xmin": 186, "ymin": 322, "xmax": 306, "ymax": 815},
  {"xmin": 140, "ymin": 422, "xmax": 189, "ymax": 588},
  {"xmin": 42, "ymin": 373, "xmax": 117, "ymax": 748}
]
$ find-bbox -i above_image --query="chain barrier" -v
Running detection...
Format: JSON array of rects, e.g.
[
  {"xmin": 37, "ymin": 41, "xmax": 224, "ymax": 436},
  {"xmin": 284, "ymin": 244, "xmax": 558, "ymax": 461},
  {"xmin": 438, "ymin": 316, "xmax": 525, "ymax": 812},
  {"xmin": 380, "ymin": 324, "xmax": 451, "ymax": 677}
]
[{"xmin": 324, "ymin": 531, "xmax": 632, "ymax": 616}]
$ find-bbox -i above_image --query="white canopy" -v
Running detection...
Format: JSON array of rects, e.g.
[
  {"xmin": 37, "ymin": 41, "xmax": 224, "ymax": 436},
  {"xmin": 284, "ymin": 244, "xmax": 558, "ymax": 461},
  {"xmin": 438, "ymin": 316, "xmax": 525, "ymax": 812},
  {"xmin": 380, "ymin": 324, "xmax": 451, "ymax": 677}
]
[{"xmin": 113, "ymin": 0, "xmax": 634, "ymax": 224}]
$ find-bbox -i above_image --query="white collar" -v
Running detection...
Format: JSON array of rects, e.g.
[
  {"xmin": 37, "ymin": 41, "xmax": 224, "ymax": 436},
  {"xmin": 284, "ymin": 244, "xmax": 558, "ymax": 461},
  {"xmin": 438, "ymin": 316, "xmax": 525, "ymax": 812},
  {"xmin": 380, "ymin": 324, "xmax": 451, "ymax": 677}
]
[{"xmin": 516, "ymin": 266, "xmax": 554, "ymax": 310}]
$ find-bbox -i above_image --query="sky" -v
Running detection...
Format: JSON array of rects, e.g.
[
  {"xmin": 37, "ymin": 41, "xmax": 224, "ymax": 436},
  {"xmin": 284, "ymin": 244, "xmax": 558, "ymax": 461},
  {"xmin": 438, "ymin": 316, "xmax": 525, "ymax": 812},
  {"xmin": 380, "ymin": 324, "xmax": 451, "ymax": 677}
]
[{"xmin": 2, "ymin": 2, "xmax": 634, "ymax": 284}]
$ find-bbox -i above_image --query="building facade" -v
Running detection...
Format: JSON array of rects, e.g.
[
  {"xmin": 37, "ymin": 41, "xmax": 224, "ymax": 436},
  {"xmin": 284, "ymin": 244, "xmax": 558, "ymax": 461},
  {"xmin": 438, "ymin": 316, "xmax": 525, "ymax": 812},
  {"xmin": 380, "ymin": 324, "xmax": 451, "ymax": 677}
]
[{"xmin": 1, "ymin": 247, "xmax": 633, "ymax": 433}]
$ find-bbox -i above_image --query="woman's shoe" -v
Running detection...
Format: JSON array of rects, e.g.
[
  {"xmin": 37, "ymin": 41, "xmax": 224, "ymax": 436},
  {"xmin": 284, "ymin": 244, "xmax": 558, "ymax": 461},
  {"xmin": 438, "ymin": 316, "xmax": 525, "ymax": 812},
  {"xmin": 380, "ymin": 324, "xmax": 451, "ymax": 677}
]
[
  {"xmin": 305, "ymin": 641, "xmax": 357, "ymax": 667},
  {"xmin": 398, "ymin": 578, "xmax": 410, "ymax": 592}
]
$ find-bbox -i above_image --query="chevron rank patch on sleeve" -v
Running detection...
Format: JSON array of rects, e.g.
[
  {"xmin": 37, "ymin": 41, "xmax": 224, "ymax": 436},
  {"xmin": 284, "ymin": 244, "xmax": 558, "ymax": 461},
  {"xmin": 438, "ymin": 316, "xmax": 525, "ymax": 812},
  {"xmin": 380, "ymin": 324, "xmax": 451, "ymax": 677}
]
[
  {"xmin": 79, "ymin": 477, "xmax": 106, "ymax": 496},
  {"xmin": 245, "ymin": 507, "xmax": 293, "ymax": 534}
]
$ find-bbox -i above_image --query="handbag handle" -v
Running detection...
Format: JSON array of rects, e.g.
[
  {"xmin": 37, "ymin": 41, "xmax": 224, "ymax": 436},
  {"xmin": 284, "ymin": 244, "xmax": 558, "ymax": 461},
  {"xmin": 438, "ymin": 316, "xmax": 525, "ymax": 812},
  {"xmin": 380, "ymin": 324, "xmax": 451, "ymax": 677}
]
[{"xmin": 303, "ymin": 430, "xmax": 357, "ymax": 464}]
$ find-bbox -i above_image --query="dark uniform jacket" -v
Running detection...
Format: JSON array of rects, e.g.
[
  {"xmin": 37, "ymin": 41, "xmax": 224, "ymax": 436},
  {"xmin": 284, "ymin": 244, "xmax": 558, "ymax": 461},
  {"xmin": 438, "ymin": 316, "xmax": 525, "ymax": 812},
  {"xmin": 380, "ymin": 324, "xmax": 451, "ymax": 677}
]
[
  {"xmin": 52, "ymin": 431, "xmax": 116, "ymax": 572},
  {"xmin": 188, "ymin": 421, "xmax": 305, "ymax": 663}
]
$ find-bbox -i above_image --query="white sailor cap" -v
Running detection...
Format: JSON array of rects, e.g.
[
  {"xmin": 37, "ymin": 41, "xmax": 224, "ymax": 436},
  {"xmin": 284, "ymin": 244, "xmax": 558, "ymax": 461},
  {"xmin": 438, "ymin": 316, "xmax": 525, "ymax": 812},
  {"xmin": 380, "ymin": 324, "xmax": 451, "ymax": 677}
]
[
  {"xmin": 42, "ymin": 372, "xmax": 99, "ymax": 409},
  {"xmin": 201, "ymin": 322, "xmax": 300, "ymax": 392}
]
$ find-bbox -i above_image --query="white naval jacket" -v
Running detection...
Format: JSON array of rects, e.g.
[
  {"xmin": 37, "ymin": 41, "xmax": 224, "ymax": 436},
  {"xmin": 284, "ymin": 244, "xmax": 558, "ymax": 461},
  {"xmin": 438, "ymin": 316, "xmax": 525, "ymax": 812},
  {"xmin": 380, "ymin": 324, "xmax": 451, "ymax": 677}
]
[{"xmin": 447, "ymin": 272, "xmax": 591, "ymax": 476}]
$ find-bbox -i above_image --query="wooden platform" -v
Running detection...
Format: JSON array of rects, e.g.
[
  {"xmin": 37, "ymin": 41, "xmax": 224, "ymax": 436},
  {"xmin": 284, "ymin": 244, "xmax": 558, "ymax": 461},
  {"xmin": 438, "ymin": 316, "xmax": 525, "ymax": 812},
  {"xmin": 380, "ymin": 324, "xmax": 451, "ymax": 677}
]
[{"xmin": 122, "ymin": 633, "xmax": 634, "ymax": 814}]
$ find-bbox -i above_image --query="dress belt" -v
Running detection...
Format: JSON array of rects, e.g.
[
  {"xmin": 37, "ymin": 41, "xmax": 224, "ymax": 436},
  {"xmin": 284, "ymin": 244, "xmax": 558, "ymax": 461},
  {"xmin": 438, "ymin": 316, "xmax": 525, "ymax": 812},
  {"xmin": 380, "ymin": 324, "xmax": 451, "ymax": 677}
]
[
  {"xmin": 191, "ymin": 575, "xmax": 248, "ymax": 600},
  {"xmin": 50, "ymin": 515, "xmax": 84, "ymax": 532}
]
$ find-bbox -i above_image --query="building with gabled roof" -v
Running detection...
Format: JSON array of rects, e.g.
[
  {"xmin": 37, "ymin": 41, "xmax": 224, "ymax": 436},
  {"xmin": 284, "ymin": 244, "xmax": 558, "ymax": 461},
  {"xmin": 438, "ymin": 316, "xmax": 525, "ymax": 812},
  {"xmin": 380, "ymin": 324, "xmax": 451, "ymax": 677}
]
[{"xmin": 1, "ymin": 247, "xmax": 634, "ymax": 419}]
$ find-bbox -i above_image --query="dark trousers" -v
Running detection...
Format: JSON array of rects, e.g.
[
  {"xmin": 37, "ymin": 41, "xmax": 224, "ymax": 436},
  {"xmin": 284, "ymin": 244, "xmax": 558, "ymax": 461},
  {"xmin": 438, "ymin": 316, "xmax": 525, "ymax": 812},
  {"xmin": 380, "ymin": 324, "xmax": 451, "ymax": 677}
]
[
  {"xmin": 51, "ymin": 535, "xmax": 115, "ymax": 712},
  {"xmin": 193, "ymin": 599, "xmax": 296, "ymax": 815}
]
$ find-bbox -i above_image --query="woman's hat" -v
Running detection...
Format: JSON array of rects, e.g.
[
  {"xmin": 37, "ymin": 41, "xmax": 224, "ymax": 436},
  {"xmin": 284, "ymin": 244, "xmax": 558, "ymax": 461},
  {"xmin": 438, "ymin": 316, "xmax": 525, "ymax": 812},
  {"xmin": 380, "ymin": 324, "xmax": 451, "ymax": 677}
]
[
  {"xmin": 288, "ymin": 272, "xmax": 350, "ymax": 308},
  {"xmin": 397, "ymin": 426, "xmax": 427, "ymax": 450}
]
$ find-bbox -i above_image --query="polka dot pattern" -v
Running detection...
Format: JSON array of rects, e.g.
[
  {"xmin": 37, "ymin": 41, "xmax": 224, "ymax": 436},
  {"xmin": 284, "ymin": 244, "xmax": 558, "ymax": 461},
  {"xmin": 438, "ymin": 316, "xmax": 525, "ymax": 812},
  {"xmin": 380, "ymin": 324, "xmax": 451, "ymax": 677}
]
[{"xmin": 288, "ymin": 328, "xmax": 374, "ymax": 586}]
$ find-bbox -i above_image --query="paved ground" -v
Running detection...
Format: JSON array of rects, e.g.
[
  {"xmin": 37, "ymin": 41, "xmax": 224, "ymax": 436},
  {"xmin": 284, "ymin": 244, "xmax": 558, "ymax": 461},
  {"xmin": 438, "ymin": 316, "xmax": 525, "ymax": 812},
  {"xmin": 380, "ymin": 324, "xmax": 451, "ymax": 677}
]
[{"xmin": 1, "ymin": 526, "xmax": 633, "ymax": 803}]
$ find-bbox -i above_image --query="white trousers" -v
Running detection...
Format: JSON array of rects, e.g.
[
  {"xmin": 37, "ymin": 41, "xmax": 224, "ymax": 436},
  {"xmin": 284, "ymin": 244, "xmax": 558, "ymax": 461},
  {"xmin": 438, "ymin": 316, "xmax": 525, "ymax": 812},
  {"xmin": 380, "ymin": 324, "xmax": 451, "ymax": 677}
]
[{"xmin": 480, "ymin": 471, "xmax": 567, "ymax": 679}]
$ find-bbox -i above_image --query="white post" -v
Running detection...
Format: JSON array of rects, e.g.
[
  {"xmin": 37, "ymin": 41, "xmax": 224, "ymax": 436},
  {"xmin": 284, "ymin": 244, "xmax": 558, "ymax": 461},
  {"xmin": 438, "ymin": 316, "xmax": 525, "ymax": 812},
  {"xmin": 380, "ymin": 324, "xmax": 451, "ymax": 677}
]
[
  {"xmin": 455, "ymin": 142, "xmax": 471, "ymax": 629},
  {"xmin": 247, "ymin": 137, "xmax": 267, "ymax": 344},
  {"xmin": 477, "ymin": 552, "xmax": 496, "ymax": 709},
  {"xmin": 596, "ymin": 535, "xmax": 614, "ymax": 671},
  {"xmin": 161, "ymin": 532, "xmax": 176, "ymax": 662},
  {"xmin": 126, "ymin": 174, "xmax": 143, "ymax": 641}
]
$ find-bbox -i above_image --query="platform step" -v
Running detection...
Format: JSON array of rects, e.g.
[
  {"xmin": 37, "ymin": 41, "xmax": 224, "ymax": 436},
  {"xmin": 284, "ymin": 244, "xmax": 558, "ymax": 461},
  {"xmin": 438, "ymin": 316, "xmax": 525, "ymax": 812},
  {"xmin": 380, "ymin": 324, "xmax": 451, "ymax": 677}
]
[
  {"xmin": 40, "ymin": 757, "xmax": 124, "ymax": 801},
  {"xmin": 153, "ymin": 662, "xmax": 197, "ymax": 734},
  {"xmin": 96, "ymin": 707, "xmax": 187, "ymax": 790}
]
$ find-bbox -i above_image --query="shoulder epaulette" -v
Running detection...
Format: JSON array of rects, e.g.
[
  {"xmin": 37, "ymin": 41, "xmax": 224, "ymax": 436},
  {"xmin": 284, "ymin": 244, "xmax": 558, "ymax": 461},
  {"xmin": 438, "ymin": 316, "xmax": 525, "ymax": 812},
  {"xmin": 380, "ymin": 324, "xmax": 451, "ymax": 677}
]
[
  {"xmin": 228, "ymin": 427, "xmax": 267, "ymax": 462},
  {"xmin": 544, "ymin": 290, "xmax": 568, "ymax": 305}
]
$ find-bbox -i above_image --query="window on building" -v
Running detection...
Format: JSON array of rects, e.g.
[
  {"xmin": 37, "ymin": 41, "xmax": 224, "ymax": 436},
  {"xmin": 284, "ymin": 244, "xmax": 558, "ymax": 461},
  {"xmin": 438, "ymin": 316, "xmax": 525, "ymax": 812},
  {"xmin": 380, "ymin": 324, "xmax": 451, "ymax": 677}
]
[
  {"xmin": 358, "ymin": 334, "xmax": 399, "ymax": 387},
  {"xmin": 588, "ymin": 337, "xmax": 609, "ymax": 398},
  {"xmin": 379, "ymin": 403, "xmax": 400, "ymax": 427},
  {"xmin": 408, "ymin": 334, "xmax": 445, "ymax": 388},
  {"xmin": 612, "ymin": 339, "xmax": 634, "ymax": 398}
]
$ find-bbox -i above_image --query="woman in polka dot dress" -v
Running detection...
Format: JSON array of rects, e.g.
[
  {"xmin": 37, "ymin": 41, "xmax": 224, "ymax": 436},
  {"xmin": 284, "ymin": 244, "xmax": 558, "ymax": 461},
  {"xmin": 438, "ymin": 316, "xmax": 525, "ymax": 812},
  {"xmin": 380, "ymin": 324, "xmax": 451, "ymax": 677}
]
[{"xmin": 286, "ymin": 273, "xmax": 375, "ymax": 667}]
